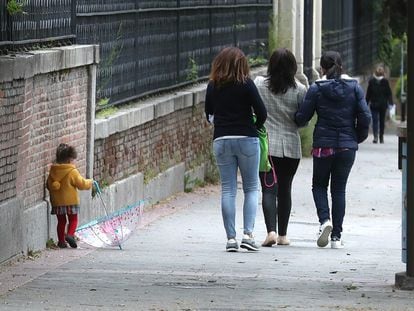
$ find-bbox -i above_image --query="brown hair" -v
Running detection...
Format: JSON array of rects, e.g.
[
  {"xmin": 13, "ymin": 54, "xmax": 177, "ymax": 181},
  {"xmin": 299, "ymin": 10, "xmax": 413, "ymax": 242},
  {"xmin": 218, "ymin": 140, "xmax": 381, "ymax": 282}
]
[
  {"xmin": 266, "ymin": 48, "xmax": 297, "ymax": 94},
  {"xmin": 209, "ymin": 47, "xmax": 250, "ymax": 86},
  {"xmin": 56, "ymin": 143, "xmax": 77, "ymax": 163}
]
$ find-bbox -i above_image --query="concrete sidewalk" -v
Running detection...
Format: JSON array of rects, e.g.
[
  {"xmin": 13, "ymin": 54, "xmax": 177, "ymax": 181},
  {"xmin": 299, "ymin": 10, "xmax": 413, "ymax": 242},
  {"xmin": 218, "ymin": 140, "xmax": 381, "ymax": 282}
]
[{"xmin": 1, "ymin": 133, "xmax": 413, "ymax": 310}]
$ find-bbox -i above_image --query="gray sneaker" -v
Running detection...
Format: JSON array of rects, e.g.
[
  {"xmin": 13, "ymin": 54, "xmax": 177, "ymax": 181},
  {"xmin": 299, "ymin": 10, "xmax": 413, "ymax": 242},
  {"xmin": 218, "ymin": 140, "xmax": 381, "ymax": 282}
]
[
  {"xmin": 240, "ymin": 234, "xmax": 259, "ymax": 251},
  {"xmin": 226, "ymin": 238, "xmax": 239, "ymax": 252}
]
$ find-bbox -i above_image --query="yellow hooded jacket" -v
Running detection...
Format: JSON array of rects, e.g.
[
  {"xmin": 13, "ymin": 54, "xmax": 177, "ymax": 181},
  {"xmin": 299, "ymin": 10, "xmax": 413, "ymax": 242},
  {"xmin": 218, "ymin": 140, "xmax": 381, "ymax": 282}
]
[{"xmin": 46, "ymin": 163, "xmax": 93, "ymax": 207}]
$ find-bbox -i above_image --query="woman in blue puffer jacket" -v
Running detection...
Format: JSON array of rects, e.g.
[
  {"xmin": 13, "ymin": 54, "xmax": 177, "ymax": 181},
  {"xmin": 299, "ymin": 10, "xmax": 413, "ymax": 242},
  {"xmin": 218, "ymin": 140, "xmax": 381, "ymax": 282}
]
[{"xmin": 295, "ymin": 51, "xmax": 371, "ymax": 249}]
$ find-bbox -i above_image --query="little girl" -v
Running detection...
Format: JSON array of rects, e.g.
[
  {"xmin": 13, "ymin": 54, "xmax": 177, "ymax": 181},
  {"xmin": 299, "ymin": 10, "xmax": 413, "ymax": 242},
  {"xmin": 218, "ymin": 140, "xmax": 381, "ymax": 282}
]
[{"xmin": 47, "ymin": 143, "xmax": 93, "ymax": 248}]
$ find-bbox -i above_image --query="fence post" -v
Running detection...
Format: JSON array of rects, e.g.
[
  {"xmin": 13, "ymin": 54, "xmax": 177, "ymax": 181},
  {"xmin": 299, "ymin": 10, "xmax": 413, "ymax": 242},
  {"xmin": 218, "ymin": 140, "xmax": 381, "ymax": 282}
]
[
  {"xmin": 71, "ymin": 0, "xmax": 77, "ymax": 43},
  {"xmin": 6, "ymin": 8, "xmax": 12, "ymax": 42},
  {"xmin": 303, "ymin": 0, "xmax": 314, "ymax": 82},
  {"xmin": 176, "ymin": 0, "xmax": 180, "ymax": 83}
]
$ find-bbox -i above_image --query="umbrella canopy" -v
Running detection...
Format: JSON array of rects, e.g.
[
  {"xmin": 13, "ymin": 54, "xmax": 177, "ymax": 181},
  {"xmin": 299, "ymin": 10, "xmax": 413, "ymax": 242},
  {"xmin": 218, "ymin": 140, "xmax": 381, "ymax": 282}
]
[{"xmin": 76, "ymin": 181, "xmax": 144, "ymax": 249}]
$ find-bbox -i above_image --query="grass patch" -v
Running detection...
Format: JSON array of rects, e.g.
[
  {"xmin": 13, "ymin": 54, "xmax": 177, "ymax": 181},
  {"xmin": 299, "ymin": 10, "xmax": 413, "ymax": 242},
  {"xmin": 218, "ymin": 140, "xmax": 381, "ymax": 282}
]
[{"xmin": 96, "ymin": 106, "xmax": 119, "ymax": 119}]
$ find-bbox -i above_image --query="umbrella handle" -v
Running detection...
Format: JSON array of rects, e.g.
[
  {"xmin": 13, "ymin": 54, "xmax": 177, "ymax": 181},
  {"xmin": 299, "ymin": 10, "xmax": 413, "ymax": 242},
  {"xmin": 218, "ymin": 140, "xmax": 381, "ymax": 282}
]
[
  {"xmin": 93, "ymin": 180, "xmax": 102, "ymax": 194},
  {"xmin": 93, "ymin": 180, "xmax": 109, "ymax": 216}
]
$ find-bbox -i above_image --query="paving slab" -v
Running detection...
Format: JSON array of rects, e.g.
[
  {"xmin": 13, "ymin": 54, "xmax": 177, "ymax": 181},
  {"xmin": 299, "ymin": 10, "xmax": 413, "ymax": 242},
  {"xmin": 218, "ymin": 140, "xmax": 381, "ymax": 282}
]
[{"xmin": 1, "ymin": 133, "xmax": 413, "ymax": 311}]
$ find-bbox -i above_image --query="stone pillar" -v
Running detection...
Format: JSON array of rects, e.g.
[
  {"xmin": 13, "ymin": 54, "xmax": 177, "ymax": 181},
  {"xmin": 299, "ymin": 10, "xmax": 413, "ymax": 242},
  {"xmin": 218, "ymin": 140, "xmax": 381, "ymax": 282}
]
[
  {"xmin": 295, "ymin": 0, "xmax": 309, "ymax": 87},
  {"xmin": 312, "ymin": 0, "xmax": 322, "ymax": 81},
  {"xmin": 276, "ymin": 0, "xmax": 296, "ymax": 51},
  {"xmin": 274, "ymin": 0, "xmax": 309, "ymax": 87}
]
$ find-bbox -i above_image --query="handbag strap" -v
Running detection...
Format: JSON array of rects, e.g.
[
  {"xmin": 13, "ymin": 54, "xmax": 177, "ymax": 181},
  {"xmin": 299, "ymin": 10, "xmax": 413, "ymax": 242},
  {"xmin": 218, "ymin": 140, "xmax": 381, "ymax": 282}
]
[{"xmin": 263, "ymin": 153, "xmax": 277, "ymax": 188}]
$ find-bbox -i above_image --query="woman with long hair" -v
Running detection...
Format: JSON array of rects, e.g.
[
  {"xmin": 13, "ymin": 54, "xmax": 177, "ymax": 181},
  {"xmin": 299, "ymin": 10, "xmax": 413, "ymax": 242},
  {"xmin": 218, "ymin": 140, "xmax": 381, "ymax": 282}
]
[
  {"xmin": 205, "ymin": 47, "xmax": 267, "ymax": 252},
  {"xmin": 254, "ymin": 48, "xmax": 307, "ymax": 247},
  {"xmin": 295, "ymin": 51, "xmax": 371, "ymax": 249}
]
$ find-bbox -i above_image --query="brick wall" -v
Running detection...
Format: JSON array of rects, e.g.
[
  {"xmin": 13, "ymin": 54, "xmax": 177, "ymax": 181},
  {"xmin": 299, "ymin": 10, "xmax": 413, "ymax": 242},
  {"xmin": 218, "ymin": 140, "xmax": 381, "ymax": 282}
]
[
  {"xmin": 0, "ymin": 80, "xmax": 22, "ymax": 202},
  {"xmin": 0, "ymin": 68, "xmax": 90, "ymax": 207},
  {"xmin": 94, "ymin": 103, "xmax": 212, "ymax": 185}
]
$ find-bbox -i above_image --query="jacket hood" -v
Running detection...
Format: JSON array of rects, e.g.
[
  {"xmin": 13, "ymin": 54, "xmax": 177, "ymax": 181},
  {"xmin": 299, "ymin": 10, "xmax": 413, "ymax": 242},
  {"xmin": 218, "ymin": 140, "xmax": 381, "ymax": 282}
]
[
  {"xmin": 49, "ymin": 163, "xmax": 76, "ymax": 190},
  {"xmin": 315, "ymin": 74, "xmax": 358, "ymax": 101}
]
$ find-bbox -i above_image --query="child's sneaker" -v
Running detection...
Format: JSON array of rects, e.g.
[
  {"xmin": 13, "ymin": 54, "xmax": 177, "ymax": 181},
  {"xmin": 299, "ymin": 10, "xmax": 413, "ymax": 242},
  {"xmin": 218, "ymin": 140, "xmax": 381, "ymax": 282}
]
[
  {"xmin": 57, "ymin": 241, "xmax": 68, "ymax": 248},
  {"xmin": 240, "ymin": 234, "xmax": 259, "ymax": 251},
  {"xmin": 317, "ymin": 220, "xmax": 332, "ymax": 247},
  {"xmin": 226, "ymin": 238, "xmax": 239, "ymax": 252},
  {"xmin": 65, "ymin": 235, "xmax": 78, "ymax": 248},
  {"xmin": 331, "ymin": 236, "xmax": 344, "ymax": 249}
]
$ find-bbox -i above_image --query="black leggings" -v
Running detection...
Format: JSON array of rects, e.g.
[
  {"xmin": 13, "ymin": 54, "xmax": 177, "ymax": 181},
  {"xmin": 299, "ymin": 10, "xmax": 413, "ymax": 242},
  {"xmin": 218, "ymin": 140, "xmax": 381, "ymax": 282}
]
[{"xmin": 259, "ymin": 156, "xmax": 300, "ymax": 236}]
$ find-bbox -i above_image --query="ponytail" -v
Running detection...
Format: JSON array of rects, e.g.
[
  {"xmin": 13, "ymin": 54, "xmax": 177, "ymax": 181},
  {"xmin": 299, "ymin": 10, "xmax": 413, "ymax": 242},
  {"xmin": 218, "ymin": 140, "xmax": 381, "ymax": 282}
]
[{"xmin": 320, "ymin": 51, "xmax": 342, "ymax": 79}]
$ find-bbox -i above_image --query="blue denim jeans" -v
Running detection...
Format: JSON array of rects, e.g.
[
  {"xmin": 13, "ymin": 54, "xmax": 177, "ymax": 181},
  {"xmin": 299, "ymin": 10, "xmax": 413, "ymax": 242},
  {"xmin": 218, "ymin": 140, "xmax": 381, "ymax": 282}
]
[
  {"xmin": 312, "ymin": 149, "xmax": 356, "ymax": 239},
  {"xmin": 213, "ymin": 137, "xmax": 260, "ymax": 239}
]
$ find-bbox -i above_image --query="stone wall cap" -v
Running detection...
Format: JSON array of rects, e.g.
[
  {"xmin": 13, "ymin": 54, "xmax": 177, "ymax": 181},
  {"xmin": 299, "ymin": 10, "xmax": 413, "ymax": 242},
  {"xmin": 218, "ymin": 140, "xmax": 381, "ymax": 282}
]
[{"xmin": 0, "ymin": 45, "xmax": 99, "ymax": 83}]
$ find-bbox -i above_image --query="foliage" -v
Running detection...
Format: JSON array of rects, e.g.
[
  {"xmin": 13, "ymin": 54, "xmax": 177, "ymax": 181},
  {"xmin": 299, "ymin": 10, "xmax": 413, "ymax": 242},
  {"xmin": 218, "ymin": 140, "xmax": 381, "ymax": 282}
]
[
  {"xmin": 184, "ymin": 176, "xmax": 205, "ymax": 193},
  {"xmin": 6, "ymin": 0, "xmax": 25, "ymax": 15},
  {"xmin": 46, "ymin": 238, "xmax": 58, "ymax": 249},
  {"xmin": 186, "ymin": 57, "xmax": 198, "ymax": 82},
  {"xmin": 378, "ymin": 23, "xmax": 393, "ymax": 66},
  {"xmin": 96, "ymin": 106, "xmax": 119, "ymax": 119},
  {"xmin": 97, "ymin": 97, "xmax": 110, "ymax": 107},
  {"xmin": 97, "ymin": 22, "xmax": 124, "ymax": 101},
  {"xmin": 394, "ymin": 74, "xmax": 407, "ymax": 100},
  {"xmin": 378, "ymin": 0, "xmax": 407, "ymax": 65},
  {"xmin": 384, "ymin": 0, "xmax": 407, "ymax": 39},
  {"xmin": 247, "ymin": 55, "xmax": 267, "ymax": 67},
  {"xmin": 389, "ymin": 36, "xmax": 406, "ymax": 77}
]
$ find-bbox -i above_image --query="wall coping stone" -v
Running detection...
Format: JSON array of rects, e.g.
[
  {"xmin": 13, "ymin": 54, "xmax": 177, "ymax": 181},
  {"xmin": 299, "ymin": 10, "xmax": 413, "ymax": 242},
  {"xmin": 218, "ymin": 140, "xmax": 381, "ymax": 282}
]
[
  {"xmin": 94, "ymin": 68, "xmax": 266, "ymax": 140},
  {"xmin": 0, "ymin": 45, "xmax": 99, "ymax": 83}
]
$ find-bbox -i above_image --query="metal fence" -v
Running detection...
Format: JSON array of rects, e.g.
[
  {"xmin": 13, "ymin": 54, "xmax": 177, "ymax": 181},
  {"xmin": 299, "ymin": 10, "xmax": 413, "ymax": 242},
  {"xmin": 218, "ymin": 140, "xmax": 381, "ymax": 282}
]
[
  {"xmin": 1, "ymin": 0, "xmax": 272, "ymax": 109},
  {"xmin": 0, "ymin": 0, "xmax": 76, "ymax": 52},
  {"xmin": 1, "ymin": 0, "xmax": 382, "ymax": 108},
  {"xmin": 76, "ymin": 1, "xmax": 272, "ymax": 108},
  {"xmin": 321, "ymin": 0, "xmax": 379, "ymax": 75}
]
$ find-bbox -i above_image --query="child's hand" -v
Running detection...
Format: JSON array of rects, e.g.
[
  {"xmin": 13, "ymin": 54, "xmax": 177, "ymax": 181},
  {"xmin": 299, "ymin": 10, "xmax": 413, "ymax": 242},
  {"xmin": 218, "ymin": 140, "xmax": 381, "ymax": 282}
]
[{"xmin": 93, "ymin": 180, "xmax": 102, "ymax": 194}]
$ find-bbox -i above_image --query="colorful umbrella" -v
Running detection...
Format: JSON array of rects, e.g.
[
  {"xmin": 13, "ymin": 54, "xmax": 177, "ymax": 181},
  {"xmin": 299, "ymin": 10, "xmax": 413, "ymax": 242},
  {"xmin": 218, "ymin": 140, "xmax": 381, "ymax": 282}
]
[{"xmin": 76, "ymin": 181, "xmax": 144, "ymax": 250}]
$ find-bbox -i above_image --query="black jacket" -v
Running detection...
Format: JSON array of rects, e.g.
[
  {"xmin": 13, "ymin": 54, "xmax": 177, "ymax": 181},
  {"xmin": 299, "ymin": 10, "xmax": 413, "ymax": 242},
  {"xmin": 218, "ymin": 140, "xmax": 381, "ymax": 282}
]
[
  {"xmin": 366, "ymin": 76, "xmax": 393, "ymax": 110},
  {"xmin": 205, "ymin": 78, "xmax": 267, "ymax": 140}
]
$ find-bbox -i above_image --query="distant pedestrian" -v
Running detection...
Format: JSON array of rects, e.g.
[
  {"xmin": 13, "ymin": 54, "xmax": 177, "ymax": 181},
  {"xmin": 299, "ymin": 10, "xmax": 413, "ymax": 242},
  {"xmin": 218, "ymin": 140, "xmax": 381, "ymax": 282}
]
[
  {"xmin": 205, "ymin": 47, "xmax": 267, "ymax": 252},
  {"xmin": 47, "ymin": 143, "xmax": 93, "ymax": 248},
  {"xmin": 254, "ymin": 48, "xmax": 307, "ymax": 247},
  {"xmin": 365, "ymin": 65, "xmax": 393, "ymax": 143},
  {"xmin": 295, "ymin": 51, "xmax": 371, "ymax": 249}
]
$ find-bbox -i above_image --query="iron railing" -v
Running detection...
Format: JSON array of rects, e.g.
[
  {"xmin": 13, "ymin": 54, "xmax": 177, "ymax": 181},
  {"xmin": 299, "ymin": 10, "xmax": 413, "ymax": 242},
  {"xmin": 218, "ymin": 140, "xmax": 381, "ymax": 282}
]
[
  {"xmin": 1, "ymin": 0, "xmax": 272, "ymax": 109},
  {"xmin": 2, "ymin": 0, "xmax": 382, "ymax": 110},
  {"xmin": 0, "ymin": 0, "xmax": 76, "ymax": 53},
  {"xmin": 321, "ymin": 0, "xmax": 379, "ymax": 75},
  {"xmin": 76, "ymin": 1, "xmax": 272, "ymax": 109}
]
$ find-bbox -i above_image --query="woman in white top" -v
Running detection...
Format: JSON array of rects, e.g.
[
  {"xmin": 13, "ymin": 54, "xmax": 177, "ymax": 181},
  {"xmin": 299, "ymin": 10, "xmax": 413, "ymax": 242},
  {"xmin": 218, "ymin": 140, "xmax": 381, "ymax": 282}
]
[{"xmin": 254, "ymin": 48, "xmax": 307, "ymax": 246}]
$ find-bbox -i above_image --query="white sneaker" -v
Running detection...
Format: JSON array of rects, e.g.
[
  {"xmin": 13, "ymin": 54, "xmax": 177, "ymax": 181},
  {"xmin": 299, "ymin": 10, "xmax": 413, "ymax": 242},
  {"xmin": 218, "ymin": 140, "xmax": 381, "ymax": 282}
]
[
  {"xmin": 331, "ymin": 237, "xmax": 344, "ymax": 249},
  {"xmin": 317, "ymin": 220, "xmax": 332, "ymax": 247}
]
